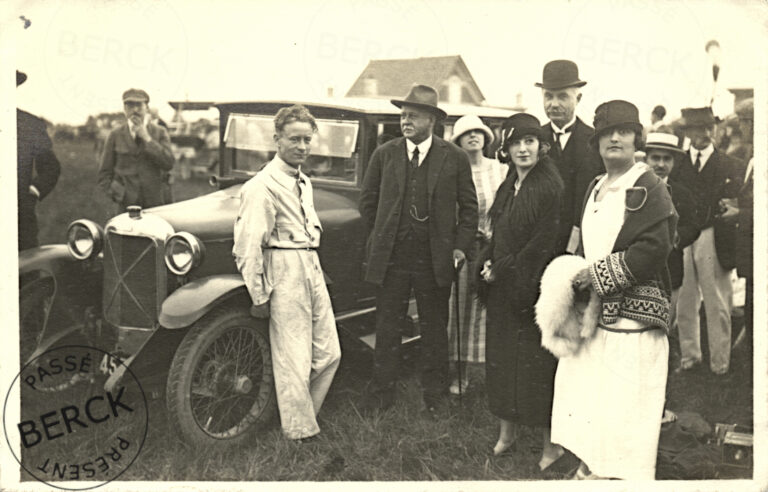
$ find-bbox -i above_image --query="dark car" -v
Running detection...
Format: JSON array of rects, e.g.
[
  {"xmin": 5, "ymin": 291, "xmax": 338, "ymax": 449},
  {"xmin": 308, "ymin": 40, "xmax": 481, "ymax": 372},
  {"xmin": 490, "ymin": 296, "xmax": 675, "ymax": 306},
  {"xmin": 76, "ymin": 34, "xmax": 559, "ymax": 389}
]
[{"xmin": 18, "ymin": 98, "xmax": 511, "ymax": 448}]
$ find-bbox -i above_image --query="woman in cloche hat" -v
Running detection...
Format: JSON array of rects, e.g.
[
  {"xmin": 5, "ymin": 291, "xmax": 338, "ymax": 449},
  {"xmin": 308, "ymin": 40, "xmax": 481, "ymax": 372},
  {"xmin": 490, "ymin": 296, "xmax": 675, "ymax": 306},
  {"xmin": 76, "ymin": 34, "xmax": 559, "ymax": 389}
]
[
  {"xmin": 550, "ymin": 100, "xmax": 677, "ymax": 480},
  {"xmin": 478, "ymin": 113, "xmax": 564, "ymax": 470},
  {"xmin": 445, "ymin": 115, "xmax": 507, "ymax": 396}
]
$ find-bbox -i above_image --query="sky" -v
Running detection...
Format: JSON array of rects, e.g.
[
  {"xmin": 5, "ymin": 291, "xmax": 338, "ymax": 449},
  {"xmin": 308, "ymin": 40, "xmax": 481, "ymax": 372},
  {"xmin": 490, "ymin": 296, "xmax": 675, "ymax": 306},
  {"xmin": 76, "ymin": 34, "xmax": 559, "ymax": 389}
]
[{"xmin": 4, "ymin": 0, "xmax": 767, "ymax": 126}]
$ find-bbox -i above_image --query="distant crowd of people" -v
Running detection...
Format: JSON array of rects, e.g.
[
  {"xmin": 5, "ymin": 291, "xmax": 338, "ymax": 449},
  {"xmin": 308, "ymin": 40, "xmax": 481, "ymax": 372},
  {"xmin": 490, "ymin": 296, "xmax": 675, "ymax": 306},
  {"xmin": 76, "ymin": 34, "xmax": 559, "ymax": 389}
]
[{"xmin": 16, "ymin": 56, "xmax": 754, "ymax": 481}]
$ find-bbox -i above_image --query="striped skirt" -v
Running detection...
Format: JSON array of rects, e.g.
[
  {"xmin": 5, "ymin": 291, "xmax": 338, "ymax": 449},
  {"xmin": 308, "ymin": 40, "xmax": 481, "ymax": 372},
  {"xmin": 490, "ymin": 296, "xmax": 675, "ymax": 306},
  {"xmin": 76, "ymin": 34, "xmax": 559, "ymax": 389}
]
[{"xmin": 447, "ymin": 242, "xmax": 486, "ymax": 363}]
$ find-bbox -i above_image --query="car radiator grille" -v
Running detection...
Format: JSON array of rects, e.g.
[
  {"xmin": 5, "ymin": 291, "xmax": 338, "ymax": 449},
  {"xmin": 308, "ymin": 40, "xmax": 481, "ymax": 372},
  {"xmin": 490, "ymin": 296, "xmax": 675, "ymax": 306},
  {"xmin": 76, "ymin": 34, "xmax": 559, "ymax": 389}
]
[{"xmin": 103, "ymin": 232, "xmax": 161, "ymax": 328}]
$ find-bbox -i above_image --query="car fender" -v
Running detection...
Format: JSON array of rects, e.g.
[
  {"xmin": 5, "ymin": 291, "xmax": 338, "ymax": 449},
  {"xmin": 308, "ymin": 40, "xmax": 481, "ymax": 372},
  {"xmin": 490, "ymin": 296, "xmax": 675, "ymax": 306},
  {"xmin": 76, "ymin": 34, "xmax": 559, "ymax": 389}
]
[
  {"xmin": 19, "ymin": 245, "xmax": 102, "ymax": 338},
  {"xmin": 159, "ymin": 274, "xmax": 248, "ymax": 329}
]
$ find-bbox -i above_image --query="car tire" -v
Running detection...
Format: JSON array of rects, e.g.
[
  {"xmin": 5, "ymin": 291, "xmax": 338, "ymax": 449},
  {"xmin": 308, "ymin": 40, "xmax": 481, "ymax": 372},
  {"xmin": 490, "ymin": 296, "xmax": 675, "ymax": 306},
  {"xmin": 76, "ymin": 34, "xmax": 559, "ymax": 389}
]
[{"xmin": 165, "ymin": 303, "xmax": 277, "ymax": 449}]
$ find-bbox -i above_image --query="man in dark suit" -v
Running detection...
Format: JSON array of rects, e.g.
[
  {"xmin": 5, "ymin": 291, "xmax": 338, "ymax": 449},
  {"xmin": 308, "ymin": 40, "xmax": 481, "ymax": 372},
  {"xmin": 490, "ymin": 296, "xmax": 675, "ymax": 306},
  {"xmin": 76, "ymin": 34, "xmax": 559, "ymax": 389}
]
[
  {"xmin": 673, "ymin": 107, "xmax": 740, "ymax": 375},
  {"xmin": 535, "ymin": 60, "xmax": 604, "ymax": 254},
  {"xmin": 359, "ymin": 84, "xmax": 478, "ymax": 415},
  {"xmin": 97, "ymin": 89, "xmax": 175, "ymax": 214},
  {"xmin": 645, "ymin": 132, "xmax": 701, "ymax": 325},
  {"xmin": 721, "ymin": 99, "xmax": 753, "ymax": 354},
  {"xmin": 16, "ymin": 71, "xmax": 61, "ymax": 250}
]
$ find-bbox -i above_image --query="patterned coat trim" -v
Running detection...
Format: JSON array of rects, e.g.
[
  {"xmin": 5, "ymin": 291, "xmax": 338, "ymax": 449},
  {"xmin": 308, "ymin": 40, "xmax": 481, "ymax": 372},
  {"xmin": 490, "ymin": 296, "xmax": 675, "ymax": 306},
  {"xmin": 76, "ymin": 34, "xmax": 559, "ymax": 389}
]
[{"xmin": 589, "ymin": 251, "xmax": 637, "ymax": 298}]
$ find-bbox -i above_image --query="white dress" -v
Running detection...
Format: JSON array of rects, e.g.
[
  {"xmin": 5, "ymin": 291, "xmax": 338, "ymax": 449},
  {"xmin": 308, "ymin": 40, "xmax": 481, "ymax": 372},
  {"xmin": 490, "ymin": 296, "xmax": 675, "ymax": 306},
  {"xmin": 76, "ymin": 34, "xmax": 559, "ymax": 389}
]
[{"xmin": 550, "ymin": 162, "xmax": 669, "ymax": 480}]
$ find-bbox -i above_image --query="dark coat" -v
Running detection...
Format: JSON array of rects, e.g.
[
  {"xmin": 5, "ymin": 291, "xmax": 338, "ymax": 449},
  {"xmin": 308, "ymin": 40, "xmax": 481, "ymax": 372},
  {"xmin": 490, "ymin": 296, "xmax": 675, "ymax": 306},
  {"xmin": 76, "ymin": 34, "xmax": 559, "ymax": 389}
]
[
  {"xmin": 359, "ymin": 135, "xmax": 478, "ymax": 287},
  {"xmin": 97, "ymin": 122, "xmax": 175, "ymax": 210},
  {"xmin": 671, "ymin": 148, "xmax": 740, "ymax": 269},
  {"xmin": 667, "ymin": 179, "xmax": 701, "ymax": 289},
  {"xmin": 482, "ymin": 156, "xmax": 563, "ymax": 425},
  {"xmin": 541, "ymin": 118, "xmax": 605, "ymax": 254},
  {"xmin": 734, "ymin": 158, "xmax": 753, "ymax": 278},
  {"xmin": 17, "ymin": 109, "xmax": 61, "ymax": 250}
]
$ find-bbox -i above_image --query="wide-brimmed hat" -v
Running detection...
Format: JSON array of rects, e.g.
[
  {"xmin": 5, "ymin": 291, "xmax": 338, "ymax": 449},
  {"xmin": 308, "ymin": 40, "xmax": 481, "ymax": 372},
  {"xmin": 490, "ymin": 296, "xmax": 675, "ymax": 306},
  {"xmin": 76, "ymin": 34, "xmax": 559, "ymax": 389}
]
[
  {"xmin": 16, "ymin": 70, "xmax": 27, "ymax": 86},
  {"xmin": 590, "ymin": 100, "xmax": 643, "ymax": 145},
  {"xmin": 645, "ymin": 132, "xmax": 685, "ymax": 155},
  {"xmin": 451, "ymin": 115, "xmax": 494, "ymax": 146},
  {"xmin": 534, "ymin": 60, "xmax": 587, "ymax": 91},
  {"xmin": 391, "ymin": 84, "xmax": 447, "ymax": 119},
  {"xmin": 680, "ymin": 107, "xmax": 716, "ymax": 128},
  {"xmin": 122, "ymin": 88, "xmax": 150, "ymax": 103}
]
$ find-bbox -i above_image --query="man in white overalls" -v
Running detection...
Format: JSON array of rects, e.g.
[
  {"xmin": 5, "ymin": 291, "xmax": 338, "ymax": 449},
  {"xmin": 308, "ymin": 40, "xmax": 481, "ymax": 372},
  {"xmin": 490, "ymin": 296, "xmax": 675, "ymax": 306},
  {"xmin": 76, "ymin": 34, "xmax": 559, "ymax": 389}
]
[{"xmin": 233, "ymin": 105, "xmax": 341, "ymax": 441}]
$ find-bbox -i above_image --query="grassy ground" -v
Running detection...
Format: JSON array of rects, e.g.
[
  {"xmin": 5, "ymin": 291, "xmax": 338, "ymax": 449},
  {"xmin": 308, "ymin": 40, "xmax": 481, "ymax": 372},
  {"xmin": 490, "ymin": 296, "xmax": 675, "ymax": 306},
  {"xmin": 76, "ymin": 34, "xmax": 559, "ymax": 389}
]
[{"xmin": 22, "ymin": 139, "xmax": 754, "ymax": 482}]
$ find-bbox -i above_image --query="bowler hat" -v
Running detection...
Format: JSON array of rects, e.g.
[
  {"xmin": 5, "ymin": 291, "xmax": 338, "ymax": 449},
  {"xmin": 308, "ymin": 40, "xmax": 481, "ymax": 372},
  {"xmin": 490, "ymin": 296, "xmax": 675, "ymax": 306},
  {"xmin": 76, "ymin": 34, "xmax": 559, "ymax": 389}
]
[
  {"xmin": 645, "ymin": 132, "xmax": 685, "ymax": 155},
  {"xmin": 535, "ymin": 60, "xmax": 587, "ymax": 91},
  {"xmin": 451, "ymin": 115, "xmax": 494, "ymax": 146},
  {"xmin": 122, "ymin": 88, "xmax": 150, "ymax": 104},
  {"xmin": 16, "ymin": 70, "xmax": 27, "ymax": 86},
  {"xmin": 391, "ymin": 84, "xmax": 447, "ymax": 119},
  {"xmin": 680, "ymin": 107, "xmax": 716, "ymax": 128},
  {"xmin": 590, "ymin": 100, "xmax": 643, "ymax": 145}
]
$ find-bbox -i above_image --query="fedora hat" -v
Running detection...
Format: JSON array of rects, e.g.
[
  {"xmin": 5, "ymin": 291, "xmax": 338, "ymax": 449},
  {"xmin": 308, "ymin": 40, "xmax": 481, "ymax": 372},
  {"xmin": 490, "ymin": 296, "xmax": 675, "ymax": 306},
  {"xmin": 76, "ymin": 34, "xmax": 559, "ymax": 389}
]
[
  {"xmin": 645, "ymin": 132, "xmax": 685, "ymax": 155},
  {"xmin": 16, "ymin": 70, "xmax": 27, "ymax": 86},
  {"xmin": 451, "ymin": 115, "xmax": 494, "ymax": 146},
  {"xmin": 680, "ymin": 107, "xmax": 716, "ymax": 128},
  {"xmin": 535, "ymin": 60, "xmax": 587, "ymax": 91},
  {"xmin": 391, "ymin": 84, "xmax": 447, "ymax": 119},
  {"xmin": 590, "ymin": 100, "xmax": 643, "ymax": 145}
]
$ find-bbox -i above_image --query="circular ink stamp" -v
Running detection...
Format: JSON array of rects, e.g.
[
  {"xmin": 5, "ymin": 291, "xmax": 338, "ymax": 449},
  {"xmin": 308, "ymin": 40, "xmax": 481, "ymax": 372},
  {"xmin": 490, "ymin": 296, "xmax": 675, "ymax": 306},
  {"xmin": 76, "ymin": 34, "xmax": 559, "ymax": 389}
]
[{"xmin": 3, "ymin": 345, "xmax": 149, "ymax": 490}]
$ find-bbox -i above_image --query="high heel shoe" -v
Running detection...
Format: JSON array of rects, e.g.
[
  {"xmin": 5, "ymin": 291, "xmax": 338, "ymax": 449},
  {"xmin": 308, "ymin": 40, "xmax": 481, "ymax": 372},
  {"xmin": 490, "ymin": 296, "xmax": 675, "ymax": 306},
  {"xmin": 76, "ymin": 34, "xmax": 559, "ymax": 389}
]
[{"xmin": 492, "ymin": 439, "xmax": 517, "ymax": 456}]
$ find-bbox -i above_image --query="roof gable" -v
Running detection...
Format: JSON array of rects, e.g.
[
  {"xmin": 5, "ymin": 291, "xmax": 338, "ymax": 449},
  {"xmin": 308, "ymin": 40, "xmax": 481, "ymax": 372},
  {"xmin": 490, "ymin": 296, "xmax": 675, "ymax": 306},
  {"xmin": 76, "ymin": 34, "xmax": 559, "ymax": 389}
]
[{"xmin": 346, "ymin": 55, "xmax": 485, "ymax": 104}]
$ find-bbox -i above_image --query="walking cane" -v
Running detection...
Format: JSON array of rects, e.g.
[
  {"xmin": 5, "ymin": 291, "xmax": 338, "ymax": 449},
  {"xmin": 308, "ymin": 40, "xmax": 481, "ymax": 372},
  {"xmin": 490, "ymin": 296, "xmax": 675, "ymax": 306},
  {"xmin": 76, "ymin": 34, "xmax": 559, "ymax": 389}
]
[{"xmin": 454, "ymin": 258, "xmax": 464, "ymax": 404}]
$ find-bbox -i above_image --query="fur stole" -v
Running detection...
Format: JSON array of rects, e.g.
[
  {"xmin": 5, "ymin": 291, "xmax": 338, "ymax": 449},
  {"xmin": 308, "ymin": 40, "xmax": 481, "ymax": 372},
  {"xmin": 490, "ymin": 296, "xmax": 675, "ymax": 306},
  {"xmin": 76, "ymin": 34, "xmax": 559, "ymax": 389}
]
[
  {"xmin": 535, "ymin": 254, "xmax": 601, "ymax": 358},
  {"xmin": 490, "ymin": 155, "xmax": 563, "ymax": 230}
]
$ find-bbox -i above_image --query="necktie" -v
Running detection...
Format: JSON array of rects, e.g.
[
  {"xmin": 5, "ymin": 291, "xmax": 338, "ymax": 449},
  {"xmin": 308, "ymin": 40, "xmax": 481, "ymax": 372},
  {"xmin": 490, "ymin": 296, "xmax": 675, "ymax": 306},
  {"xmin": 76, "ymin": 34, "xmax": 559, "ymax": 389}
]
[
  {"xmin": 694, "ymin": 152, "xmax": 702, "ymax": 172},
  {"xmin": 554, "ymin": 124, "xmax": 573, "ymax": 153},
  {"xmin": 410, "ymin": 146, "xmax": 420, "ymax": 170}
]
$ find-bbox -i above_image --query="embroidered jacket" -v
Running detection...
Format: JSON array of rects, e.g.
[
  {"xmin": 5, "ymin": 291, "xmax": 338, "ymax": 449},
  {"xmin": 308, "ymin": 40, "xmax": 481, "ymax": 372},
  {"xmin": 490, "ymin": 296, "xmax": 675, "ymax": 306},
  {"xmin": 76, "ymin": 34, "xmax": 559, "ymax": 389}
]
[{"xmin": 581, "ymin": 169, "xmax": 678, "ymax": 333}]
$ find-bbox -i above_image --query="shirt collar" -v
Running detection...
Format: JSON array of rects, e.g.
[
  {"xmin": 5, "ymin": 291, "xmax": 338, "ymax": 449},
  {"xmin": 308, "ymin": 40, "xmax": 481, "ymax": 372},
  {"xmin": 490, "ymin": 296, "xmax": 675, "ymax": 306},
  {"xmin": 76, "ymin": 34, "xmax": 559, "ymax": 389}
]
[
  {"xmin": 551, "ymin": 117, "xmax": 577, "ymax": 134},
  {"xmin": 270, "ymin": 155, "xmax": 305, "ymax": 190},
  {"xmin": 406, "ymin": 134, "xmax": 433, "ymax": 158},
  {"xmin": 690, "ymin": 143, "xmax": 714, "ymax": 162}
]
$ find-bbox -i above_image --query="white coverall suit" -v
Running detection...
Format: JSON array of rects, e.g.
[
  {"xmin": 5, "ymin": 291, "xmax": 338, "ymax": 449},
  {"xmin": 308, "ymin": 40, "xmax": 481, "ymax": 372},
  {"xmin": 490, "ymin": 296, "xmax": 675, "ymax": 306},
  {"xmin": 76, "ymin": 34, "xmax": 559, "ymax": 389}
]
[{"xmin": 233, "ymin": 156, "xmax": 341, "ymax": 440}]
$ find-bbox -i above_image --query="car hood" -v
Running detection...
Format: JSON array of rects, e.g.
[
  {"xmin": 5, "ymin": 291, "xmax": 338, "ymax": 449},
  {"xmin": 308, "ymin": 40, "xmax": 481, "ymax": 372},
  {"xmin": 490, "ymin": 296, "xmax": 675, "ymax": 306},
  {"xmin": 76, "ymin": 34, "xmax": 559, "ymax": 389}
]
[{"xmin": 145, "ymin": 184, "xmax": 359, "ymax": 241}]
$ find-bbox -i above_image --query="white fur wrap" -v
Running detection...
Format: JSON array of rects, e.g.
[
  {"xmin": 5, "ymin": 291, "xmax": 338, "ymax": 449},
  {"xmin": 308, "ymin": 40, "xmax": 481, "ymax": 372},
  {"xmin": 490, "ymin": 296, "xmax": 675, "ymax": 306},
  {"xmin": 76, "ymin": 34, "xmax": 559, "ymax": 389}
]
[{"xmin": 535, "ymin": 255, "xmax": 601, "ymax": 358}]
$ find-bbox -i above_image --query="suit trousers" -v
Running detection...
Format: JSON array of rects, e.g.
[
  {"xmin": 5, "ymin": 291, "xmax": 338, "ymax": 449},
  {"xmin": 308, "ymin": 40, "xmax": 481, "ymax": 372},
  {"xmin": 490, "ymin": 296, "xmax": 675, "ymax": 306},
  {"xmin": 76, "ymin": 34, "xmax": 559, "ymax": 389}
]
[
  {"xmin": 372, "ymin": 234, "xmax": 451, "ymax": 402},
  {"xmin": 677, "ymin": 227, "xmax": 733, "ymax": 373},
  {"xmin": 267, "ymin": 249, "xmax": 341, "ymax": 439}
]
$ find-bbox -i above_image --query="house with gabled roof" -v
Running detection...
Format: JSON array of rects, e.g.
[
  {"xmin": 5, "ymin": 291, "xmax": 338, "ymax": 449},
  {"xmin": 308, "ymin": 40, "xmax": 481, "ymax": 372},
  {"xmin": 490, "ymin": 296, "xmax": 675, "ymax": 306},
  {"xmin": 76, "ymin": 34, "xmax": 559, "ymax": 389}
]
[{"xmin": 346, "ymin": 55, "xmax": 489, "ymax": 106}]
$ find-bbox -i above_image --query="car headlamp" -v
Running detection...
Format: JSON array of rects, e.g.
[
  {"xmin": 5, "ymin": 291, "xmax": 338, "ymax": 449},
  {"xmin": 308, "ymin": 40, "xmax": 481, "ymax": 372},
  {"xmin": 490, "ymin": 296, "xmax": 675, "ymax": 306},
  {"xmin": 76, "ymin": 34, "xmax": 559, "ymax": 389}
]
[
  {"xmin": 66, "ymin": 220, "xmax": 104, "ymax": 260},
  {"xmin": 165, "ymin": 232, "xmax": 205, "ymax": 275}
]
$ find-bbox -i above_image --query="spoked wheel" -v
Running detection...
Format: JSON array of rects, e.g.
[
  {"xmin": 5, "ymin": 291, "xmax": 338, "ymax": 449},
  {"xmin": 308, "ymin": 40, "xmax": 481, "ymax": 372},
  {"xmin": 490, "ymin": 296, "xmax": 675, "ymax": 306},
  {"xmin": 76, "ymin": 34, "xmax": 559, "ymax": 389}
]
[
  {"xmin": 19, "ymin": 278, "xmax": 97, "ymax": 392},
  {"xmin": 166, "ymin": 304, "xmax": 276, "ymax": 449},
  {"xmin": 19, "ymin": 278, "xmax": 54, "ymax": 365}
]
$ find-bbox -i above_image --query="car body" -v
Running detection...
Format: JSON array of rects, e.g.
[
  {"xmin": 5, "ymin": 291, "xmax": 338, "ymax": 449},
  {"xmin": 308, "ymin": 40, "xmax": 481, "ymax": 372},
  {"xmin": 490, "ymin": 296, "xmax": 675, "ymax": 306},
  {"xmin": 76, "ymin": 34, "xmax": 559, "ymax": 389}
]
[{"xmin": 19, "ymin": 97, "xmax": 513, "ymax": 447}]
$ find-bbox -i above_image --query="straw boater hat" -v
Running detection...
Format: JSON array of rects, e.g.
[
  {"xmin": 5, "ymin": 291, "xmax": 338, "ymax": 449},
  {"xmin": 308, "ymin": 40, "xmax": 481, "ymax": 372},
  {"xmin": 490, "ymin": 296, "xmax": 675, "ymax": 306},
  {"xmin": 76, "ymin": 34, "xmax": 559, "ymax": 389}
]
[
  {"xmin": 451, "ymin": 115, "xmax": 494, "ymax": 146},
  {"xmin": 534, "ymin": 60, "xmax": 587, "ymax": 90},
  {"xmin": 644, "ymin": 132, "xmax": 685, "ymax": 155},
  {"xmin": 390, "ymin": 84, "xmax": 447, "ymax": 120}
]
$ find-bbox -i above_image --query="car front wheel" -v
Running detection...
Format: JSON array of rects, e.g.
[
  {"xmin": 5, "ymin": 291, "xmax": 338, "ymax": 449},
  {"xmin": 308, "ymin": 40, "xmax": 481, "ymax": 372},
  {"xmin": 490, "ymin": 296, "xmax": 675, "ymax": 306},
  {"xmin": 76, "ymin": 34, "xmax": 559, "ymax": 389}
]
[{"xmin": 165, "ymin": 304, "xmax": 277, "ymax": 449}]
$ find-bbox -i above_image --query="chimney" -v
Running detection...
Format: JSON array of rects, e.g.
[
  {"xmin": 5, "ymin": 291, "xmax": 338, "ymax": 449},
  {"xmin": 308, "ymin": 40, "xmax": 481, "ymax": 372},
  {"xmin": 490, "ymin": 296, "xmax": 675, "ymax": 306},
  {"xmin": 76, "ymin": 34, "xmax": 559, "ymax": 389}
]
[
  {"xmin": 516, "ymin": 92, "xmax": 523, "ymax": 107},
  {"xmin": 327, "ymin": 86, "xmax": 334, "ymax": 98},
  {"xmin": 363, "ymin": 74, "xmax": 378, "ymax": 96}
]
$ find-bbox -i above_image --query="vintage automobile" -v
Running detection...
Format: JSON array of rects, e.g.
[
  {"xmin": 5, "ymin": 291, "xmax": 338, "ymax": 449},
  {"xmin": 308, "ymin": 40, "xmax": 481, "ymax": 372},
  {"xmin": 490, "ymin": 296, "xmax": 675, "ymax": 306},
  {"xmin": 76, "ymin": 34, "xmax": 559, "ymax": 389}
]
[{"xmin": 19, "ymin": 97, "xmax": 512, "ymax": 448}]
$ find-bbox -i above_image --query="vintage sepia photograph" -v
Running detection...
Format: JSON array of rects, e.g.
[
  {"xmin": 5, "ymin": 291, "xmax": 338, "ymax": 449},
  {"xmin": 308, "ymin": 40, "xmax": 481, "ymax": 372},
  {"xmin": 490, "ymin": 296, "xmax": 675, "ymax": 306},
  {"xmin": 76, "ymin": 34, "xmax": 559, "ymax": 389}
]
[{"xmin": 1, "ymin": 0, "xmax": 766, "ymax": 490}]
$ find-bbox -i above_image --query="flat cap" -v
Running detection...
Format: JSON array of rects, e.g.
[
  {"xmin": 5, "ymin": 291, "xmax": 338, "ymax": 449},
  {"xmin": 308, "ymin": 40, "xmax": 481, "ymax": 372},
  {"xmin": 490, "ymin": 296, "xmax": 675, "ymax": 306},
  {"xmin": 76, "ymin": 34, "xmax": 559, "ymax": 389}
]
[{"xmin": 122, "ymin": 88, "xmax": 150, "ymax": 103}]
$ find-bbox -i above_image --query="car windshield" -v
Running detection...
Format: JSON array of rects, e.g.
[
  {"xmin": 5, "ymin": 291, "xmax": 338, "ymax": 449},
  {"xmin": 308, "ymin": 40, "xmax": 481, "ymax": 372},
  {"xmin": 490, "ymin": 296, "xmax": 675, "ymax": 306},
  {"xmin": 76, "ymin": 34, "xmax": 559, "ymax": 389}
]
[{"xmin": 224, "ymin": 114, "xmax": 360, "ymax": 183}]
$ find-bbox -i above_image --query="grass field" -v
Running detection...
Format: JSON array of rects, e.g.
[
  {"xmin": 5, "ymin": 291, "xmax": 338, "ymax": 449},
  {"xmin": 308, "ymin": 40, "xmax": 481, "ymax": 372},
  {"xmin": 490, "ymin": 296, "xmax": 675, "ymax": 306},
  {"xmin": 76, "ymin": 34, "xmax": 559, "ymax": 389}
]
[{"xmin": 22, "ymin": 139, "xmax": 754, "ymax": 482}]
